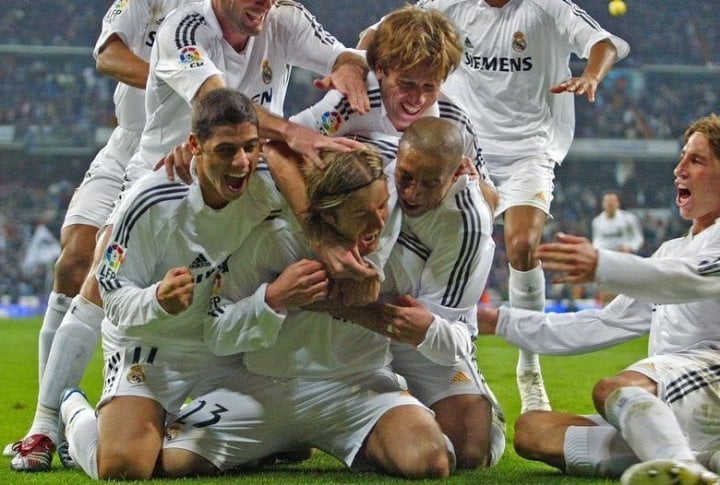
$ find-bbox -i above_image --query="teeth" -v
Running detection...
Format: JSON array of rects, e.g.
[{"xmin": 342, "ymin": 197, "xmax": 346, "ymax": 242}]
[
  {"xmin": 402, "ymin": 104, "xmax": 421, "ymax": 114},
  {"xmin": 229, "ymin": 173, "xmax": 247, "ymax": 179}
]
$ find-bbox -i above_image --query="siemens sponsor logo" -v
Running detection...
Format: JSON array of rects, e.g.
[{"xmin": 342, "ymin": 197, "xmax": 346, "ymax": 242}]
[
  {"xmin": 252, "ymin": 88, "xmax": 273, "ymax": 106},
  {"xmin": 464, "ymin": 54, "xmax": 533, "ymax": 72}
]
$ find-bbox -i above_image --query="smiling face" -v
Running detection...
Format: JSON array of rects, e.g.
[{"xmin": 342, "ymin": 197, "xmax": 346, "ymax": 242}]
[
  {"xmin": 326, "ymin": 180, "xmax": 390, "ymax": 255},
  {"xmin": 674, "ymin": 132, "xmax": 720, "ymax": 233},
  {"xmin": 216, "ymin": 0, "xmax": 275, "ymax": 38},
  {"xmin": 192, "ymin": 121, "xmax": 261, "ymax": 209},
  {"xmin": 376, "ymin": 66, "xmax": 441, "ymax": 132}
]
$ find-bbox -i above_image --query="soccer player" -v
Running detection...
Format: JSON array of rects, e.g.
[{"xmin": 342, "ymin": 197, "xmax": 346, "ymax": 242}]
[
  {"xmin": 360, "ymin": 0, "xmax": 631, "ymax": 412},
  {"xmin": 12, "ymin": 0, "xmax": 370, "ymax": 471},
  {"xmin": 478, "ymin": 114, "xmax": 720, "ymax": 483},
  {"xmin": 591, "ymin": 189, "xmax": 644, "ymax": 305},
  {"xmin": 60, "ymin": 88, "xmax": 331, "ymax": 480},
  {"xmin": 267, "ymin": 4, "xmax": 493, "ymax": 282},
  {"xmin": 592, "ymin": 190, "xmax": 644, "ymax": 254},
  {"xmin": 331, "ymin": 118, "xmax": 505, "ymax": 469},
  {"xmin": 64, "ymin": 145, "xmax": 454, "ymax": 479},
  {"xmin": 8, "ymin": 0, "xmax": 188, "ymax": 471},
  {"xmin": 291, "ymin": 5, "xmax": 486, "ymax": 177}
]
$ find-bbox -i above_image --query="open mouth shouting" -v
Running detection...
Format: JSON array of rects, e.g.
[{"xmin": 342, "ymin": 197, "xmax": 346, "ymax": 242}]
[
  {"xmin": 358, "ymin": 232, "xmax": 379, "ymax": 254},
  {"xmin": 225, "ymin": 171, "xmax": 249, "ymax": 194}
]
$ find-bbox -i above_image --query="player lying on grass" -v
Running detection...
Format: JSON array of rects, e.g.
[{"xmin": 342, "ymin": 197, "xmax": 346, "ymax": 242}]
[{"xmin": 478, "ymin": 114, "xmax": 720, "ymax": 484}]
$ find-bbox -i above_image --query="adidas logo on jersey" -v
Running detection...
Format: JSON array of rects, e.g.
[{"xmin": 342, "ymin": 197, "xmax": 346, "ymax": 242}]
[
  {"xmin": 451, "ymin": 371, "xmax": 471, "ymax": 384},
  {"xmin": 189, "ymin": 253, "xmax": 211, "ymax": 269},
  {"xmin": 464, "ymin": 37, "xmax": 474, "ymax": 50}
]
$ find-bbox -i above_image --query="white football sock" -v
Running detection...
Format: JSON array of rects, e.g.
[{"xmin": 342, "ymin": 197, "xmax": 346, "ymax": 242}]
[
  {"xmin": 38, "ymin": 291, "xmax": 72, "ymax": 382},
  {"xmin": 28, "ymin": 296, "xmax": 102, "ymax": 441},
  {"xmin": 604, "ymin": 386, "xmax": 695, "ymax": 462},
  {"xmin": 38, "ymin": 295, "xmax": 102, "ymax": 410},
  {"xmin": 509, "ymin": 264, "xmax": 545, "ymax": 371},
  {"xmin": 63, "ymin": 393, "xmax": 99, "ymax": 480},
  {"xmin": 564, "ymin": 424, "xmax": 639, "ymax": 477}
]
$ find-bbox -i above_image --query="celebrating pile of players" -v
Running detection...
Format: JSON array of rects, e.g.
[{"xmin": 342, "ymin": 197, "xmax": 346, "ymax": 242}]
[{"xmin": 5, "ymin": 0, "xmax": 720, "ymax": 483}]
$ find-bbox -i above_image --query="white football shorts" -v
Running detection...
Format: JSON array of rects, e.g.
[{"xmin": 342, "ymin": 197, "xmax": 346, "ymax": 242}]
[
  {"xmin": 98, "ymin": 343, "xmax": 242, "ymax": 415},
  {"xmin": 163, "ymin": 365, "xmax": 428, "ymax": 470},
  {"xmin": 627, "ymin": 346, "xmax": 720, "ymax": 457},
  {"xmin": 63, "ymin": 126, "xmax": 140, "ymax": 229},
  {"xmin": 486, "ymin": 153, "xmax": 556, "ymax": 216},
  {"xmin": 390, "ymin": 342, "xmax": 506, "ymax": 465}
]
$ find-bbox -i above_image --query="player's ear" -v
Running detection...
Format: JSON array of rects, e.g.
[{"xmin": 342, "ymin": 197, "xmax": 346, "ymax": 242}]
[
  {"xmin": 454, "ymin": 155, "xmax": 473, "ymax": 180},
  {"xmin": 189, "ymin": 133, "xmax": 201, "ymax": 155}
]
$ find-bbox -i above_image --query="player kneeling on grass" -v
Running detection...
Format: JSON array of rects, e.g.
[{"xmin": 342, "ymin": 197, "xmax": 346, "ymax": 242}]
[
  {"xmin": 477, "ymin": 114, "xmax": 720, "ymax": 484},
  {"xmin": 323, "ymin": 118, "xmax": 505, "ymax": 469},
  {"xmin": 65, "ymin": 145, "xmax": 454, "ymax": 479},
  {"xmin": 58, "ymin": 88, "xmax": 333, "ymax": 480}
]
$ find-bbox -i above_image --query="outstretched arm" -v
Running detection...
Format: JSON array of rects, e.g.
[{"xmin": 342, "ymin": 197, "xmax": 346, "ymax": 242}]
[{"xmin": 549, "ymin": 39, "xmax": 618, "ymax": 102}]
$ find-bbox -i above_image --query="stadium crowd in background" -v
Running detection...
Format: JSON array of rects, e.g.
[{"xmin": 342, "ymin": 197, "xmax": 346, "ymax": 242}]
[
  {"xmin": 1, "ymin": 1, "xmax": 718, "ymax": 151},
  {"xmin": 1, "ymin": 0, "xmax": 719, "ymax": 482}
]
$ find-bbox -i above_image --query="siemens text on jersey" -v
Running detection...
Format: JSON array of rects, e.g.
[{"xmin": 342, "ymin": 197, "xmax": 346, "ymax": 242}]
[{"xmin": 464, "ymin": 53, "xmax": 533, "ymax": 72}]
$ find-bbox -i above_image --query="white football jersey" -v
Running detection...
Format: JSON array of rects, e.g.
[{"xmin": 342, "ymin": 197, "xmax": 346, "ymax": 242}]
[
  {"xmin": 213, "ymin": 163, "xmax": 403, "ymax": 378},
  {"xmin": 98, "ymin": 164, "xmax": 284, "ymax": 352},
  {"xmin": 592, "ymin": 208, "xmax": 644, "ymax": 252},
  {"xmin": 384, "ymin": 175, "xmax": 495, "ymax": 338},
  {"xmin": 417, "ymin": 0, "xmax": 629, "ymax": 162},
  {"xmin": 125, "ymin": 0, "xmax": 346, "ymax": 181},
  {"xmin": 94, "ymin": 0, "xmax": 186, "ymax": 132},
  {"xmin": 291, "ymin": 71, "xmax": 488, "ymax": 177}
]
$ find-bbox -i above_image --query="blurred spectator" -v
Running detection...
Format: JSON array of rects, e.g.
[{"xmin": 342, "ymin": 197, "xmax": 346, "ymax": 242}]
[{"xmin": 0, "ymin": 0, "xmax": 714, "ymax": 301}]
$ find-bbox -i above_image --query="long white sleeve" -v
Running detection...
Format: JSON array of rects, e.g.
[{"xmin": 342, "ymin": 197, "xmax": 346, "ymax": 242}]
[
  {"xmin": 204, "ymin": 283, "xmax": 285, "ymax": 356},
  {"xmin": 596, "ymin": 224, "xmax": 720, "ymax": 303},
  {"xmin": 495, "ymin": 294, "xmax": 650, "ymax": 355},
  {"xmin": 416, "ymin": 314, "xmax": 473, "ymax": 365}
]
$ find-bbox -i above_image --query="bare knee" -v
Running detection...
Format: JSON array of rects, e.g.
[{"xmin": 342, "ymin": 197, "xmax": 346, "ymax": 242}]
[
  {"xmin": 157, "ymin": 449, "xmax": 221, "ymax": 478},
  {"xmin": 364, "ymin": 406, "xmax": 451, "ymax": 478},
  {"xmin": 433, "ymin": 395, "xmax": 493, "ymax": 469},
  {"xmin": 399, "ymin": 444, "xmax": 450, "ymax": 479},
  {"xmin": 513, "ymin": 411, "xmax": 549, "ymax": 460},
  {"xmin": 98, "ymin": 446, "xmax": 156, "ymax": 480},
  {"xmin": 592, "ymin": 372, "xmax": 657, "ymax": 417}
]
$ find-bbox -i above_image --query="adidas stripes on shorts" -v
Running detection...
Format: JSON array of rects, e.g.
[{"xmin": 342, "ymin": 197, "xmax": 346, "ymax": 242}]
[{"xmin": 626, "ymin": 347, "xmax": 720, "ymax": 457}]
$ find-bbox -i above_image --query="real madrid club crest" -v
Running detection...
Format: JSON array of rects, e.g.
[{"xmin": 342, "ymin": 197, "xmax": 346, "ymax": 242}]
[
  {"xmin": 261, "ymin": 59, "xmax": 272, "ymax": 84},
  {"xmin": 127, "ymin": 364, "xmax": 146, "ymax": 384},
  {"xmin": 512, "ymin": 31, "xmax": 527, "ymax": 53}
]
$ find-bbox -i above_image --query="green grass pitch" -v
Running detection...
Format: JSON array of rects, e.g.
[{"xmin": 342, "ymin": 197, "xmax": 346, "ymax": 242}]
[{"xmin": 0, "ymin": 317, "xmax": 646, "ymax": 484}]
